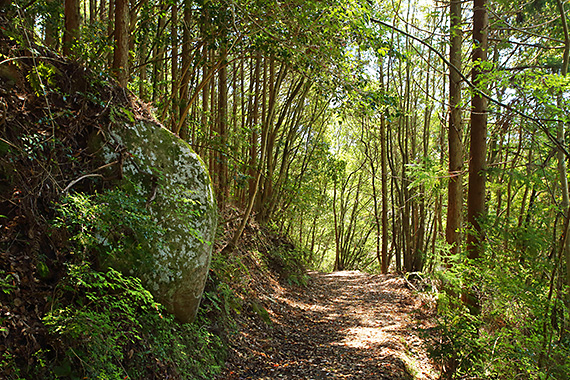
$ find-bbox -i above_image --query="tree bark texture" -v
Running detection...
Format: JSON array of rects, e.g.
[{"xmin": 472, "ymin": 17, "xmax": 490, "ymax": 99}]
[
  {"xmin": 446, "ymin": 0, "xmax": 463, "ymax": 258},
  {"xmin": 555, "ymin": 0, "xmax": 570, "ymax": 288},
  {"xmin": 63, "ymin": 0, "xmax": 80, "ymax": 56},
  {"xmin": 466, "ymin": 0, "xmax": 488, "ymax": 261},
  {"xmin": 112, "ymin": 0, "xmax": 129, "ymax": 86}
]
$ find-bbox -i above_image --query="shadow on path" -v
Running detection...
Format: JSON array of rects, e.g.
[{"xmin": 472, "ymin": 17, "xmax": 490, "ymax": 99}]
[{"xmin": 218, "ymin": 271, "xmax": 436, "ymax": 380}]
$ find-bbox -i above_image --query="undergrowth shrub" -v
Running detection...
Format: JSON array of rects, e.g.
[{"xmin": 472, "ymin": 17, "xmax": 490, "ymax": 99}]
[
  {"xmin": 263, "ymin": 243, "xmax": 308, "ymax": 286},
  {"xmin": 54, "ymin": 188, "xmax": 162, "ymax": 272},
  {"xmin": 427, "ymin": 224, "xmax": 570, "ymax": 380},
  {"xmin": 43, "ymin": 263, "xmax": 224, "ymax": 379},
  {"xmin": 427, "ymin": 294, "xmax": 486, "ymax": 378},
  {"xmin": 39, "ymin": 188, "xmax": 226, "ymax": 379}
]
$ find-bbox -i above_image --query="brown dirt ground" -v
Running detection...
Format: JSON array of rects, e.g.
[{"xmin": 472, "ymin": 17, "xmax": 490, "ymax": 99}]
[{"xmin": 218, "ymin": 270, "xmax": 437, "ymax": 380}]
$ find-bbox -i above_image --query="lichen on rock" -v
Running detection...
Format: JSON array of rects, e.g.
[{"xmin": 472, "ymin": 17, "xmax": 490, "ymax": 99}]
[{"xmin": 100, "ymin": 117, "xmax": 217, "ymax": 323}]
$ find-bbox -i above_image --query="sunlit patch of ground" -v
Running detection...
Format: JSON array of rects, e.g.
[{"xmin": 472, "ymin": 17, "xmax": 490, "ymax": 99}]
[{"xmin": 219, "ymin": 270, "xmax": 438, "ymax": 380}]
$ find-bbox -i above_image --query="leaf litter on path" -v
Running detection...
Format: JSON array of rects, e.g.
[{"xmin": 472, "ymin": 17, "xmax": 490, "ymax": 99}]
[{"xmin": 218, "ymin": 270, "xmax": 437, "ymax": 380}]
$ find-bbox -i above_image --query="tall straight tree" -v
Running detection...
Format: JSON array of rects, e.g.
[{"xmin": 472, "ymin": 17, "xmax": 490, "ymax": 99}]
[
  {"xmin": 466, "ymin": 0, "xmax": 488, "ymax": 260},
  {"xmin": 555, "ymin": 0, "xmax": 570, "ymax": 288},
  {"xmin": 446, "ymin": 0, "xmax": 463, "ymax": 257},
  {"xmin": 112, "ymin": 0, "xmax": 129, "ymax": 86},
  {"xmin": 63, "ymin": 0, "xmax": 80, "ymax": 56},
  {"xmin": 44, "ymin": 0, "xmax": 60, "ymax": 49},
  {"xmin": 375, "ymin": 63, "xmax": 390, "ymax": 273}
]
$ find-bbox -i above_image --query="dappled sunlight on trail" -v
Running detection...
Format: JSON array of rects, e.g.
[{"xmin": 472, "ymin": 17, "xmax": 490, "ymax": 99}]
[{"xmin": 219, "ymin": 270, "xmax": 436, "ymax": 379}]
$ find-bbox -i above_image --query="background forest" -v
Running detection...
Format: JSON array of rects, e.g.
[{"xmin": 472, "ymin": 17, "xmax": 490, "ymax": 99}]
[{"xmin": 2, "ymin": 0, "xmax": 570, "ymax": 378}]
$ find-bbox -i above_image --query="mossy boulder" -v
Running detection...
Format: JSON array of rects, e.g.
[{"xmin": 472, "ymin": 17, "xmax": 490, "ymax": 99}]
[{"xmin": 99, "ymin": 117, "xmax": 217, "ymax": 323}]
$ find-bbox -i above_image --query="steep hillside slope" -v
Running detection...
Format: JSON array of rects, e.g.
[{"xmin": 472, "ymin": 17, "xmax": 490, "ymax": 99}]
[
  {"xmin": 0, "ymin": 18, "xmax": 226, "ymax": 379},
  {"xmin": 0, "ymin": 17, "xmax": 310, "ymax": 380}
]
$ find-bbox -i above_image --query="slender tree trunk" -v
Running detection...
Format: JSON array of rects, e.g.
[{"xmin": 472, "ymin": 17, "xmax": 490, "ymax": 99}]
[
  {"xmin": 152, "ymin": 1, "xmax": 166, "ymax": 102},
  {"xmin": 333, "ymin": 179, "xmax": 342, "ymax": 271},
  {"xmin": 447, "ymin": 0, "xmax": 463, "ymax": 258},
  {"xmin": 556, "ymin": 0, "xmax": 570, "ymax": 288},
  {"xmin": 63, "ymin": 0, "xmax": 80, "ymax": 56},
  {"xmin": 210, "ymin": 61, "xmax": 217, "ymax": 184},
  {"xmin": 170, "ymin": 1, "xmax": 179, "ymax": 133},
  {"xmin": 90, "ymin": 0, "xmax": 97, "ymax": 23},
  {"xmin": 138, "ymin": 22, "xmax": 148, "ymax": 100},
  {"xmin": 218, "ymin": 44, "xmax": 229, "ymax": 207},
  {"xmin": 112, "ymin": 0, "xmax": 129, "ymax": 86},
  {"xmin": 466, "ymin": 0, "xmax": 488, "ymax": 261},
  {"xmin": 200, "ymin": 45, "xmax": 211, "ymax": 158},
  {"xmin": 44, "ymin": 0, "xmax": 60, "ymax": 49},
  {"xmin": 362, "ymin": 120, "xmax": 382, "ymax": 272},
  {"xmin": 128, "ymin": 0, "xmax": 138, "ymax": 67},
  {"xmin": 231, "ymin": 60, "xmax": 239, "ymax": 203},
  {"xmin": 179, "ymin": 0, "xmax": 193, "ymax": 117},
  {"xmin": 464, "ymin": 0, "xmax": 488, "ymax": 312},
  {"xmin": 107, "ymin": 0, "xmax": 115, "ymax": 67},
  {"xmin": 224, "ymin": 89, "xmax": 270, "ymax": 252},
  {"xmin": 380, "ymin": 105, "xmax": 389, "ymax": 273},
  {"xmin": 248, "ymin": 54, "xmax": 261, "ymax": 207}
]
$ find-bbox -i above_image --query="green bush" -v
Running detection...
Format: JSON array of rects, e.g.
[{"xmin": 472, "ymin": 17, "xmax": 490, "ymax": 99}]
[
  {"xmin": 427, "ymin": 305, "xmax": 486, "ymax": 378},
  {"xmin": 38, "ymin": 189, "xmax": 226, "ymax": 379},
  {"xmin": 43, "ymin": 263, "xmax": 225, "ymax": 379},
  {"xmin": 54, "ymin": 188, "xmax": 162, "ymax": 274},
  {"xmin": 263, "ymin": 243, "xmax": 308, "ymax": 286},
  {"xmin": 427, "ymin": 231, "xmax": 570, "ymax": 380}
]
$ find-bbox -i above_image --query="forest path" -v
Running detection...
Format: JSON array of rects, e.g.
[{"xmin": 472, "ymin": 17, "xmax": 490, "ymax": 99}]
[{"xmin": 218, "ymin": 271, "xmax": 437, "ymax": 379}]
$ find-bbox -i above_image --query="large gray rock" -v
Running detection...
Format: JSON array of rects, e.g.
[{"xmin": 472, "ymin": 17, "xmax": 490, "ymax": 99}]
[{"xmin": 99, "ymin": 118, "xmax": 217, "ymax": 323}]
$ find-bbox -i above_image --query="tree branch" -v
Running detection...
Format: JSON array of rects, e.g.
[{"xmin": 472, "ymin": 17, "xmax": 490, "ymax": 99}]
[{"xmin": 370, "ymin": 17, "xmax": 570, "ymax": 159}]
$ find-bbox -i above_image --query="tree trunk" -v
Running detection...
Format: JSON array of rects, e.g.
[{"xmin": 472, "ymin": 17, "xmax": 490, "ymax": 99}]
[
  {"xmin": 107, "ymin": 0, "xmax": 114, "ymax": 67},
  {"xmin": 138, "ymin": 24, "xmax": 148, "ymax": 100},
  {"xmin": 464, "ymin": 0, "xmax": 488, "ymax": 312},
  {"xmin": 44, "ymin": 0, "xmax": 60, "ymax": 49},
  {"xmin": 152, "ymin": 1, "xmax": 166, "ymax": 102},
  {"xmin": 446, "ymin": 0, "xmax": 463, "ymax": 258},
  {"xmin": 218, "ymin": 45, "xmax": 229, "ymax": 207},
  {"xmin": 179, "ymin": 1, "xmax": 191, "ymax": 111},
  {"xmin": 112, "ymin": 0, "xmax": 129, "ymax": 86},
  {"xmin": 90, "ymin": 0, "xmax": 97, "ymax": 23},
  {"xmin": 362, "ymin": 119, "xmax": 382, "ymax": 272},
  {"xmin": 170, "ymin": 1, "xmax": 179, "ymax": 133},
  {"xmin": 380, "ymin": 105, "xmax": 389, "ymax": 273},
  {"xmin": 248, "ymin": 54, "xmax": 261, "ymax": 207},
  {"xmin": 333, "ymin": 179, "xmax": 342, "ymax": 271},
  {"xmin": 466, "ymin": 0, "xmax": 488, "ymax": 261},
  {"xmin": 200, "ymin": 45, "xmax": 211, "ymax": 158},
  {"xmin": 63, "ymin": 0, "xmax": 80, "ymax": 56},
  {"xmin": 556, "ymin": 0, "xmax": 570, "ymax": 288}
]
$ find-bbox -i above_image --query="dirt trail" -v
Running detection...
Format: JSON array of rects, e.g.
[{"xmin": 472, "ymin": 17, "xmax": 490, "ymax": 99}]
[{"xmin": 219, "ymin": 270, "xmax": 436, "ymax": 379}]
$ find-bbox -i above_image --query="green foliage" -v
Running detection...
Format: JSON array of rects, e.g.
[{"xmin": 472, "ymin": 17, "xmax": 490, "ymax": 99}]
[
  {"xmin": 26, "ymin": 62, "xmax": 59, "ymax": 96},
  {"xmin": 428, "ymin": 309, "xmax": 486, "ymax": 377},
  {"xmin": 428, "ymin": 227, "xmax": 570, "ymax": 379},
  {"xmin": 54, "ymin": 188, "xmax": 162, "ymax": 273},
  {"xmin": 43, "ymin": 264, "xmax": 154, "ymax": 379},
  {"xmin": 262, "ymin": 242, "xmax": 309, "ymax": 286},
  {"xmin": 406, "ymin": 156, "xmax": 446, "ymax": 195},
  {"xmin": 203, "ymin": 281, "xmax": 239, "ymax": 316},
  {"xmin": 42, "ymin": 263, "xmax": 225, "ymax": 380},
  {"xmin": 110, "ymin": 105, "xmax": 135, "ymax": 124},
  {"xmin": 0, "ymin": 271, "xmax": 16, "ymax": 295},
  {"xmin": 42, "ymin": 188, "xmax": 225, "ymax": 379},
  {"xmin": 0, "ymin": 351, "xmax": 23, "ymax": 380},
  {"xmin": 76, "ymin": 20, "xmax": 114, "ymax": 72}
]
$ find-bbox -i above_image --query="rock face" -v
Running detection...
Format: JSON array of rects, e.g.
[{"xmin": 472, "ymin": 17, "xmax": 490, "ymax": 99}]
[{"xmin": 100, "ymin": 118, "xmax": 217, "ymax": 323}]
